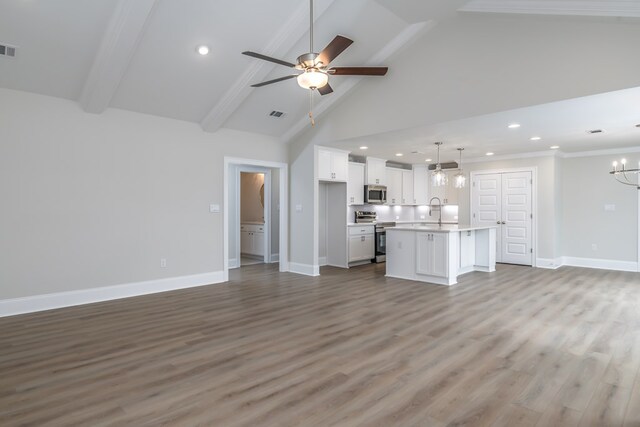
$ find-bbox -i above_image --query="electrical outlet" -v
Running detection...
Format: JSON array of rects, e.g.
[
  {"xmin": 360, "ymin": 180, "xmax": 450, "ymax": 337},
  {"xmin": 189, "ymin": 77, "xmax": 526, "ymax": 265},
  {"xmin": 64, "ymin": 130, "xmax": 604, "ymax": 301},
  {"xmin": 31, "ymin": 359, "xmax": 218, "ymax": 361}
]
[
  {"xmin": 395, "ymin": 215, "xmax": 400, "ymax": 220},
  {"xmin": 591, "ymin": 244, "xmax": 597, "ymax": 251},
  {"xmin": 160, "ymin": 258, "xmax": 167, "ymax": 268},
  {"xmin": 420, "ymin": 215, "xmax": 426, "ymax": 220}
]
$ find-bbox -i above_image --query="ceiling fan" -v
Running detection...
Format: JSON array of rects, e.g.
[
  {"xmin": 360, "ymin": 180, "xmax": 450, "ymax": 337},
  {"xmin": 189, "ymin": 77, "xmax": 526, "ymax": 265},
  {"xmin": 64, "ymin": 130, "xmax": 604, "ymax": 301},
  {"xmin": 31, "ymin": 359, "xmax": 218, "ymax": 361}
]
[{"xmin": 242, "ymin": 0, "xmax": 388, "ymax": 98}]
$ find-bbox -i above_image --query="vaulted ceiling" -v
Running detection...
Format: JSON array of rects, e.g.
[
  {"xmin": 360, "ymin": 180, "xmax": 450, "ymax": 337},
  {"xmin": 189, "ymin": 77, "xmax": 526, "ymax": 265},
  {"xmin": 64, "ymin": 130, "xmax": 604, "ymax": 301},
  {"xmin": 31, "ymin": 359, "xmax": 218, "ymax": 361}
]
[{"xmin": 1, "ymin": 0, "xmax": 640, "ymax": 155}]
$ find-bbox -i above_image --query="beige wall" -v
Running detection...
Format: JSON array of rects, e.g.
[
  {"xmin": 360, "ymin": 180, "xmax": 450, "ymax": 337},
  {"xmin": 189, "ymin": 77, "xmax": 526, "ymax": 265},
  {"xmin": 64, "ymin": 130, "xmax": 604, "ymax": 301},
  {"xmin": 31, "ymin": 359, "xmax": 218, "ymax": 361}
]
[
  {"xmin": 240, "ymin": 172, "xmax": 264, "ymax": 223},
  {"xmin": 0, "ymin": 89, "xmax": 287, "ymax": 299}
]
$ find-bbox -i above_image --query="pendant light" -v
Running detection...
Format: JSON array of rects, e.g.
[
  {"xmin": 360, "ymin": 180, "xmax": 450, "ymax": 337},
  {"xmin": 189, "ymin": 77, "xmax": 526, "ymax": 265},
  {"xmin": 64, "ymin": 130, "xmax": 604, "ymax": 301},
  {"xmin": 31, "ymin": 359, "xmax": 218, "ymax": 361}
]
[
  {"xmin": 431, "ymin": 142, "xmax": 448, "ymax": 187},
  {"xmin": 454, "ymin": 148, "xmax": 466, "ymax": 189}
]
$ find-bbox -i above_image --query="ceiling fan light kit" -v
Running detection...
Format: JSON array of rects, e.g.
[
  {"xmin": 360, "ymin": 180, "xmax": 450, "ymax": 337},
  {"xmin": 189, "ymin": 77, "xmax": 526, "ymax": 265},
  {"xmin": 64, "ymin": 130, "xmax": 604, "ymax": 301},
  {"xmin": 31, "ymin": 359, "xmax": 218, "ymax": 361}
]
[{"xmin": 241, "ymin": 0, "xmax": 388, "ymax": 126}]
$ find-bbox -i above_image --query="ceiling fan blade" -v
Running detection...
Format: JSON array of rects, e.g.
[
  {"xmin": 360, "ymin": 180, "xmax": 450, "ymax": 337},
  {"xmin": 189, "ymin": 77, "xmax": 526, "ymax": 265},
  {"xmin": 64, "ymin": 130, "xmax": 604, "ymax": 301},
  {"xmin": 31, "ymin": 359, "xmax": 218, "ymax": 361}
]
[
  {"xmin": 329, "ymin": 67, "xmax": 388, "ymax": 76},
  {"xmin": 242, "ymin": 51, "xmax": 296, "ymax": 68},
  {"xmin": 251, "ymin": 75, "xmax": 298, "ymax": 88},
  {"xmin": 317, "ymin": 35, "xmax": 354, "ymax": 66},
  {"xmin": 317, "ymin": 83, "xmax": 333, "ymax": 96}
]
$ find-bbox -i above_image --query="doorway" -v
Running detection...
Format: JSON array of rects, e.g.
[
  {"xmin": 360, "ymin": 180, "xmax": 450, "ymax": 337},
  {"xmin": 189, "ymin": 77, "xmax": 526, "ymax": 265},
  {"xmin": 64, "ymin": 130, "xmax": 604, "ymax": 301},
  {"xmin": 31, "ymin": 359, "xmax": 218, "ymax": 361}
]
[
  {"xmin": 240, "ymin": 172, "xmax": 267, "ymax": 266},
  {"xmin": 224, "ymin": 157, "xmax": 289, "ymax": 281},
  {"xmin": 471, "ymin": 169, "xmax": 536, "ymax": 266}
]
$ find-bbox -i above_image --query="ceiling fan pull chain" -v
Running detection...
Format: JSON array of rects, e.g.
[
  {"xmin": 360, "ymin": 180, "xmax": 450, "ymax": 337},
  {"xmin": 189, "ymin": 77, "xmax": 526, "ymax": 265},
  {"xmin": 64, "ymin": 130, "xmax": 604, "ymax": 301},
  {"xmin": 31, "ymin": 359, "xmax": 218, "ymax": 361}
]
[{"xmin": 309, "ymin": 89, "xmax": 315, "ymax": 126}]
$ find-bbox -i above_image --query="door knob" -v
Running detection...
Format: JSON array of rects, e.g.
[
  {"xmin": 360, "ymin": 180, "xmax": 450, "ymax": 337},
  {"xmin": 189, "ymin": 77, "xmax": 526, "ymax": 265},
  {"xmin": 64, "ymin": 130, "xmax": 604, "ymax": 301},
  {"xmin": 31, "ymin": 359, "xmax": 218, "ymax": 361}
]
[
  {"xmin": 502, "ymin": 221, "xmax": 506, "ymax": 224},
  {"xmin": 497, "ymin": 221, "xmax": 501, "ymax": 225}
]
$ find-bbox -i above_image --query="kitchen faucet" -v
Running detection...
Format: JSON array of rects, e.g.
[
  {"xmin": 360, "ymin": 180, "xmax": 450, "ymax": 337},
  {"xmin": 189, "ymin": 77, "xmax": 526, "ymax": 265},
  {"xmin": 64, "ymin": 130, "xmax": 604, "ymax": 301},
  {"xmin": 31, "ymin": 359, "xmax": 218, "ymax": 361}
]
[{"xmin": 429, "ymin": 197, "xmax": 443, "ymax": 227}]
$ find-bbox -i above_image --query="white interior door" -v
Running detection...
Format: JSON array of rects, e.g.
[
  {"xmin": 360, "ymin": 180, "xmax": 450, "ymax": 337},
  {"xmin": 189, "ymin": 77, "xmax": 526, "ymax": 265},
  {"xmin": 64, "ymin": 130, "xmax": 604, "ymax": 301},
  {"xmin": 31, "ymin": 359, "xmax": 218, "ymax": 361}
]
[
  {"xmin": 472, "ymin": 173, "xmax": 502, "ymax": 262},
  {"xmin": 501, "ymin": 172, "xmax": 532, "ymax": 265}
]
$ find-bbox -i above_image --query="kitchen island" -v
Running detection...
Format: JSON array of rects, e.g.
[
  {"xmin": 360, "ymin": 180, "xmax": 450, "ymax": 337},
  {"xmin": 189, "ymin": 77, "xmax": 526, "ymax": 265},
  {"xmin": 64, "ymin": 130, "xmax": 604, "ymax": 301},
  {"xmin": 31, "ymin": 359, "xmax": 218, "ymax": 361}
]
[{"xmin": 386, "ymin": 224, "xmax": 496, "ymax": 286}]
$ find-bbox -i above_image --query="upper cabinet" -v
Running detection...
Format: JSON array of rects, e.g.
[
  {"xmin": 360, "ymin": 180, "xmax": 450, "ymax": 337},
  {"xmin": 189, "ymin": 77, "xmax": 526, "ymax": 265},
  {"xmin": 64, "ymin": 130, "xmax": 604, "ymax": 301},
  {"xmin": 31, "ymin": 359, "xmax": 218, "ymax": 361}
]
[
  {"xmin": 347, "ymin": 162, "xmax": 365, "ymax": 206},
  {"xmin": 386, "ymin": 168, "xmax": 403, "ymax": 205},
  {"xmin": 366, "ymin": 157, "xmax": 387, "ymax": 186},
  {"xmin": 402, "ymin": 170, "xmax": 414, "ymax": 205},
  {"xmin": 317, "ymin": 147, "xmax": 348, "ymax": 182},
  {"xmin": 413, "ymin": 165, "xmax": 429, "ymax": 205}
]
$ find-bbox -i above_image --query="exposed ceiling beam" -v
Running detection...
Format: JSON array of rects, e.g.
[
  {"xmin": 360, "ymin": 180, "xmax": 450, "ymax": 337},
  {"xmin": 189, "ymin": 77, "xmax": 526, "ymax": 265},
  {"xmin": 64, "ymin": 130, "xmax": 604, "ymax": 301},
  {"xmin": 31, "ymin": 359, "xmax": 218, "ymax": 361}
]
[
  {"xmin": 79, "ymin": 0, "xmax": 157, "ymax": 114},
  {"xmin": 199, "ymin": 0, "xmax": 338, "ymax": 133},
  {"xmin": 281, "ymin": 21, "xmax": 435, "ymax": 143},
  {"xmin": 459, "ymin": 0, "xmax": 640, "ymax": 18}
]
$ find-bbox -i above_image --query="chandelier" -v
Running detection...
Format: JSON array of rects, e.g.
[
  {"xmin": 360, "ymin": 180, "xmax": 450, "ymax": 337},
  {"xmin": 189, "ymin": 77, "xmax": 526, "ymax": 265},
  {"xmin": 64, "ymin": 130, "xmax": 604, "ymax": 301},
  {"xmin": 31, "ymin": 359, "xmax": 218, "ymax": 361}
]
[
  {"xmin": 431, "ymin": 142, "xmax": 448, "ymax": 187},
  {"xmin": 610, "ymin": 158, "xmax": 639, "ymax": 189}
]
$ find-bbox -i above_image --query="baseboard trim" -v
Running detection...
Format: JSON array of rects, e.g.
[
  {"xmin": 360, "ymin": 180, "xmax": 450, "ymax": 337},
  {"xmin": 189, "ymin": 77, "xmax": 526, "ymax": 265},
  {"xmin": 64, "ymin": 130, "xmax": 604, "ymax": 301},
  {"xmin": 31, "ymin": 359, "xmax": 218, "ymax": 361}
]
[
  {"xmin": 536, "ymin": 258, "xmax": 563, "ymax": 270},
  {"xmin": 270, "ymin": 253, "xmax": 280, "ymax": 263},
  {"xmin": 318, "ymin": 256, "xmax": 328, "ymax": 267},
  {"xmin": 560, "ymin": 256, "xmax": 638, "ymax": 272},
  {"xmin": 229, "ymin": 258, "xmax": 240, "ymax": 269},
  {"xmin": 0, "ymin": 271, "xmax": 226, "ymax": 318},
  {"xmin": 289, "ymin": 262, "xmax": 320, "ymax": 276}
]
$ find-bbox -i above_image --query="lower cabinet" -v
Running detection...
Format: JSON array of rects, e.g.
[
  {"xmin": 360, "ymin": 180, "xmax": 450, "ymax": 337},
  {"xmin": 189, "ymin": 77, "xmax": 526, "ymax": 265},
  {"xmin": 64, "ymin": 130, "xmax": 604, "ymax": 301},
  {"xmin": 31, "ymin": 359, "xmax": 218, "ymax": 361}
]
[
  {"xmin": 348, "ymin": 225, "xmax": 375, "ymax": 263},
  {"xmin": 241, "ymin": 224, "xmax": 265, "ymax": 256},
  {"xmin": 416, "ymin": 232, "xmax": 448, "ymax": 277}
]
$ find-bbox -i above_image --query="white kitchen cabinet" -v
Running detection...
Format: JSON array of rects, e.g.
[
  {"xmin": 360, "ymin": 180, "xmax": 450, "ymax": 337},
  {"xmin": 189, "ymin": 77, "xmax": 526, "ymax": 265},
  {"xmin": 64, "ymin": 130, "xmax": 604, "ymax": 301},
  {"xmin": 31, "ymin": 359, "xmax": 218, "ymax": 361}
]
[
  {"xmin": 347, "ymin": 162, "xmax": 365, "ymax": 205},
  {"xmin": 402, "ymin": 170, "xmax": 414, "ymax": 205},
  {"xmin": 413, "ymin": 165, "xmax": 429, "ymax": 205},
  {"xmin": 416, "ymin": 232, "xmax": 448, "ymax": 278},
  {"xmin": 366, "ymin": 157, "xmax": 387, "ymax": 185},
  {"xmin": 317, "ymin": 147, "xmax": 348, "ymax": 182},
  {"xmin": 444, "ymin": 171, "xmax": 460, "ymax": 205},
  {"xmin": 386, "ymin": 167, "xmax": 403, "ymax": 205},
  {"xmin": 348, "ymin": 226, "xmax": 375, "ymax": 263},
  {"xmin": 240, "ymin": 224, "xmax": 265, "ymax": 257}
]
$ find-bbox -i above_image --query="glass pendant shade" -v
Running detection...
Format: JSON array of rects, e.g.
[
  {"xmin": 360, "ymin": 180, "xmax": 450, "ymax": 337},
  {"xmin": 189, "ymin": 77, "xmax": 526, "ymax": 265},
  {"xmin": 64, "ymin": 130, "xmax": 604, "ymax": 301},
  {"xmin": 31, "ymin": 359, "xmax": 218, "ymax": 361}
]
[
  {"xmin": 432, "ymin": 168, "xmax": 448, "ymax": 187},
  {"xmin": 454, "ymin": 171, "xmax": 466, "ymax": 189},
  {"xmin": 297, "ymin": 70, "xmax": 329, "ymax": 89}
]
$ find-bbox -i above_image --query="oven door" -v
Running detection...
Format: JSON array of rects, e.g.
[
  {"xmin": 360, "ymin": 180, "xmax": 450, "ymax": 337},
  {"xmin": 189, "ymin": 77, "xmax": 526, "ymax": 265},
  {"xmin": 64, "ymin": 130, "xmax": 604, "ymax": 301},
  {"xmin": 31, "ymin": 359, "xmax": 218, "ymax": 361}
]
[{"xmin": 375, "ymin": 229, "xmax": 386, "ymax": 255}]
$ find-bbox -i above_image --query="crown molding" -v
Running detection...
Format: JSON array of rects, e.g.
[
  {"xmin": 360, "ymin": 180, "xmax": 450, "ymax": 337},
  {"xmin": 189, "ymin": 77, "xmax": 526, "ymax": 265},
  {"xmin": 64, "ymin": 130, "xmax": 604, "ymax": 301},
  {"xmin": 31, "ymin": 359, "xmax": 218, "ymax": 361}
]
[
  {"xmin": 561, "ymin": 145, "xmax": 640, "ymax": 158},
  {"xmin": 459, "ymin": 0, "xmax": 640, "ymax": 18}
]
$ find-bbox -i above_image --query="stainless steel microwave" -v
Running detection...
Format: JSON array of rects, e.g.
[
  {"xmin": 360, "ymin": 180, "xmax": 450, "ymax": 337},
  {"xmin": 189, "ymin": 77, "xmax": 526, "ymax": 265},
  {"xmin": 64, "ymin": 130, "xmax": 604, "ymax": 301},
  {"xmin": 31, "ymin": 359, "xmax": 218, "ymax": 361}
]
[{"xmin": 364, "ymin": 185, "xmax": 387, "ymax": 205}]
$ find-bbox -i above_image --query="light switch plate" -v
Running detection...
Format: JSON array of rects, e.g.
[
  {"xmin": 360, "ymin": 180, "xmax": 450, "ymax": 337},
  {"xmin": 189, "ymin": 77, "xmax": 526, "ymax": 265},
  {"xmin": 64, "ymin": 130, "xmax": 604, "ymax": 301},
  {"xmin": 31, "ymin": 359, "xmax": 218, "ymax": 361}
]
[
  {"xmin": 210, "ymin": 204, "xmax": 220, "ymax": 213},
  {"xmin": 604, "ymin": 204, "xmax": 616, "ymax": 212},
  {"xmin": 295, "ymin": 204, "xmax": 303, "ymax": 212}
]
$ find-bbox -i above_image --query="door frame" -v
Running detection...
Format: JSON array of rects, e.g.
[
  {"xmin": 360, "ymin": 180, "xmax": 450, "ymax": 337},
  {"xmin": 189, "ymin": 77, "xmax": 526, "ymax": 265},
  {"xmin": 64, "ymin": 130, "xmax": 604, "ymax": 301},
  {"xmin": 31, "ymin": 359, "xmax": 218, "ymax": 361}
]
[
  {"xmin": 224, "ymin": 157, "xmax": 289, "ymax": 281},
  {"xmin": 470, "ymin": 167, "xmax": 538, "ymax": 267}
]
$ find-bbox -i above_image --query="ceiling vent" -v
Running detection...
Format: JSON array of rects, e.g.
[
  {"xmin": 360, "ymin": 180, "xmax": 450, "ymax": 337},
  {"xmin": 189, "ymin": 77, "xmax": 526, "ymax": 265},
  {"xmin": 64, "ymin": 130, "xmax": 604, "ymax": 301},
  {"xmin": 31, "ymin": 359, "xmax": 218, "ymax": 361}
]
[
  {"xmin": 636, "ymin": 124, "xmax": 640, "ymax": 128},
  {"xmin": 586, "ymin": 129, "xmax": 604, "ymax": 134},
  {"xmin": 0, "ymin": 44, "xmax": 17, "ymax": 58},
  {"xmin": 269, "ymin": 110, "xmax": 286, "ymax": 118}
]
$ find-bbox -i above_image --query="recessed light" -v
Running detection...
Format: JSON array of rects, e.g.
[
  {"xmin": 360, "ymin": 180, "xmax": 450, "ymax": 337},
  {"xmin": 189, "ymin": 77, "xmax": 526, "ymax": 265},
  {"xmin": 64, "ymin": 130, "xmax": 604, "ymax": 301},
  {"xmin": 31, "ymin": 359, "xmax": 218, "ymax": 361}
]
[
  {"xmin": 395, "ymin": 153, "xmax": 403, "ymax": 157},
  {"xmin": 359, "ymin": 146, "xmax": 368, "ymax": 150},
  {"xmin": 586, "ymin": 129, "xmax": 604, "ymax": 134},
  {"xmin": 636, "ymin": 124, "xmax": 640, "ymax": 128},
  {"xmin": 530, "ymin": 136, "xmax": 542, "ymax": 141},
  {"xmin": 508, "ymin": 123, "xmax": 521, "ymax": 129},
  {"xmin": 486, "ymin": 152, "xmax": 494, "ymax": 156},
  {"xmin": 425, "ymin": 158, "xmax": 432, "ymax": 162},
  {"xmin": 550, "ymin": 145, "xmax": 560, "ymax": 149},
  {"xmin": 196, "ymin": 45, "xmax": 210, "ymax": 56}
]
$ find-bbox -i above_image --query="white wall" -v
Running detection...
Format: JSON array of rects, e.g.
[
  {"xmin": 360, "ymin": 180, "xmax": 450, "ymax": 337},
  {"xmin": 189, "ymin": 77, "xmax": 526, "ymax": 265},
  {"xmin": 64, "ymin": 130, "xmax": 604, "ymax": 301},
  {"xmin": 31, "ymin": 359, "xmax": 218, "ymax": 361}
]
[
  {"xmin": 0, "ymin": 89, "xmax": 287, "ymax": 300},
  {"xmin": 562, "ymin": 152, "xmax": 638, "ymax": 262}
]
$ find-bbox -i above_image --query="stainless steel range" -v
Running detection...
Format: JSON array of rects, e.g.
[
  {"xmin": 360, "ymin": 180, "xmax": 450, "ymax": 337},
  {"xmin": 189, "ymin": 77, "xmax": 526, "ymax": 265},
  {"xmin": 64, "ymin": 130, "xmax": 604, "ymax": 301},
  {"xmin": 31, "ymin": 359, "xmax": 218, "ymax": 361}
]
[{"xmin": 374, "ymin": 222, "xmax": 395, "ymax": 263}]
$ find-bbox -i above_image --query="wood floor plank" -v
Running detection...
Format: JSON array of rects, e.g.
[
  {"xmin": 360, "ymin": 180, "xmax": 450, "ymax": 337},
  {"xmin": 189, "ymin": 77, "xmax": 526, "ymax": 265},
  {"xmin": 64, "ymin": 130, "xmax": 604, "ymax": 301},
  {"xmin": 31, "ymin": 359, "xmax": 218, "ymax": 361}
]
[{"xmin": 0, "ymin": 263, "xmax": 639, "ymax": 426}]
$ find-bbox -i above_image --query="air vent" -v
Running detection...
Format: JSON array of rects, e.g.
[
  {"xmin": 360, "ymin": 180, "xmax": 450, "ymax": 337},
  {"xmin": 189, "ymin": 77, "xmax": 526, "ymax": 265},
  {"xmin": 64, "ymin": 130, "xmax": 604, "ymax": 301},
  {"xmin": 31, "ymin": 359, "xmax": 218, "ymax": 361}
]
[
  {"xmin": 0, "ymin": 44, "xmax": 17, "ymax": 58},
  {"xmin": 636, "ymin": 124, "xmax": 640, "ymax": 128},
  {"xmin": 586, "ymin": 129, "xmax": 604, "ymax": 134},
  {"xmin": 269, "ymin": 110, "xmax": 286, "ymax": 118}
]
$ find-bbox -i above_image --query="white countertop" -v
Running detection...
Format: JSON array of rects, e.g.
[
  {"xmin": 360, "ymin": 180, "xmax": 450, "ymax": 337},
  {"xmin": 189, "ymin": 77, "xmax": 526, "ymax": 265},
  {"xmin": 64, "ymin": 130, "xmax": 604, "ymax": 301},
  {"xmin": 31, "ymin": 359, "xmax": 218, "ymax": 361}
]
[
  {"xmin": 241, "ymin": 221, "xmax": 265, "ymax": 225},
  {"xmin": 388, "ymin": 224, "xmax": 497, "ymax": 233},
  {"xmin": 348, "ymin": 221, "xmax": 458, "ymax": 227},
  {"xmin": 347, "ymin": 223, "xmax": 376, "ymax": 227}
]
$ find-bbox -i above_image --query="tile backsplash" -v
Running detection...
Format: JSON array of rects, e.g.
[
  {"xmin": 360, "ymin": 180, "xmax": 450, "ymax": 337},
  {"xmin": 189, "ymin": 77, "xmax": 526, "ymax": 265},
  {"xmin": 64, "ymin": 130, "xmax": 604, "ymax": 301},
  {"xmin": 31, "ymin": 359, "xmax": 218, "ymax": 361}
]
[{"xmin": 348, "ymin": 204, "xmax": 459, "ymax": 223}]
